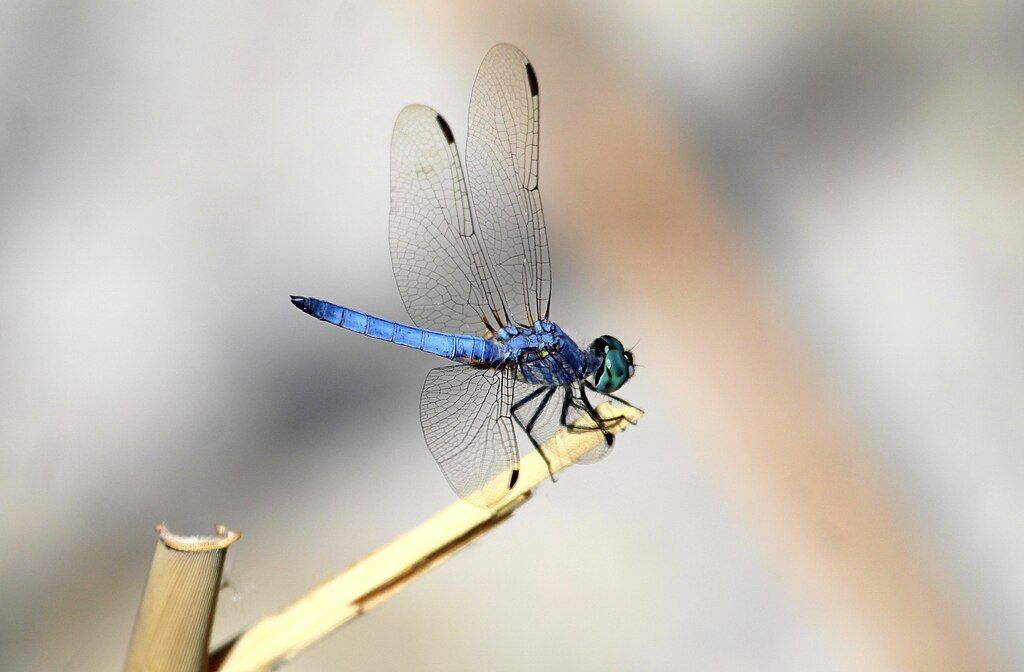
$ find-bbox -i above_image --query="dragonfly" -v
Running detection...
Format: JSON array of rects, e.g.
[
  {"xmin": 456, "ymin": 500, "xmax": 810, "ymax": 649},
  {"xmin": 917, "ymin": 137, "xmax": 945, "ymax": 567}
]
[{"xmin": 291, "ymin": 44, "xmax": 637, "ymax": 507}]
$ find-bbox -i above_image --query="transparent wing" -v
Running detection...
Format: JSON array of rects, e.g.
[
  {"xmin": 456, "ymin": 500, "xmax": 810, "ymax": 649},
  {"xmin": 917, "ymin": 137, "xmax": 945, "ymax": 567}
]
[
  {"xmin": 421, "ymin": 365, "xmax": 519, "ymax": 507},
  {"xmin": 466, "ymin": 44, "xmax": 551, "ymax": 327},
  {"xmin": 390, "ymin": 104, "xmax": 507, "ymax": 335}
]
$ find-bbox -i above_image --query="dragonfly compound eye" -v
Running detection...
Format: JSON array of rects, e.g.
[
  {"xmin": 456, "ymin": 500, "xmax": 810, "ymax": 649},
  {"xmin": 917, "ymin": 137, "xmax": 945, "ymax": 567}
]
[{"xmin": 593, "ymin": 335, "xmax": 632, "ymax": 393}]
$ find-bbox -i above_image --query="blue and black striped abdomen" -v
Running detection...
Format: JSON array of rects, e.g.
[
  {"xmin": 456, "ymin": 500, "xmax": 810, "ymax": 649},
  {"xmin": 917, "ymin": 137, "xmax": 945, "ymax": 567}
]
[{"xmin": 291, "ymin": 296, "xmax": 501, "ymax": 365}]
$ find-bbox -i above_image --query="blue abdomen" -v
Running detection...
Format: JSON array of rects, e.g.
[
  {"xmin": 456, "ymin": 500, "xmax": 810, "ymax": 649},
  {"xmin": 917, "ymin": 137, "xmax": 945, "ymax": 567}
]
[{"xmin": 292, "ymin": 296, "xmax": 501, "ymax": 364}]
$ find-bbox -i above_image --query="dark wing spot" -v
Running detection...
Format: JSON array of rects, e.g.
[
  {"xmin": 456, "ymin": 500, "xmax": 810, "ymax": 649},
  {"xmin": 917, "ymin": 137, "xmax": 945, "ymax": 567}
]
[
  {"xmin": 525, "ymin": 63, "xmax": 539, "ymax": 97},
  {"xmin": 509, "ymin": 468, "xmax": 520, "ymax": 489},
  {"xmin": 435, "ymin": 114, "xmax": 455, "ymax": 144}
]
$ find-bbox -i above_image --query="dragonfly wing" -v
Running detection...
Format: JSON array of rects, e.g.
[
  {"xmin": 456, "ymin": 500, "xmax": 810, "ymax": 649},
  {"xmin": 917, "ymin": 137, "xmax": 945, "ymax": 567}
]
[
  {"xmin": 390, "ymin": 104, "xmax": 507, "ymax": 335},
  {"xmin": 466, "ymin": 44, "xmax": 551, "ymax": 327},
  {"xmin": 421, "ymin": 365, "xmax": 519, "ymax": 507}
]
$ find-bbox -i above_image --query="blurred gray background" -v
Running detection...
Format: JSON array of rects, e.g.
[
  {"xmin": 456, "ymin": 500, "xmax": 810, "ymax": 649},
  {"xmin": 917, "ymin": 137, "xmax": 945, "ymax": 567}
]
[{"xmin": 1, "ymin": 2, "xmax": 1021, "ymax": 670}]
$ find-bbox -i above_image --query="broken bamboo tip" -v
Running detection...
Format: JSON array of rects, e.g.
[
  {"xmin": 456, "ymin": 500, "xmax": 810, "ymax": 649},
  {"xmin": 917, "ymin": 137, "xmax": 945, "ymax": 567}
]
[
  {"xmin": 156, "ymin": 522, "xmax": 241, "ymax": 552},
  {"xmin": 125, "ymin": 523, "xmax": 240, "ymax": 672}
]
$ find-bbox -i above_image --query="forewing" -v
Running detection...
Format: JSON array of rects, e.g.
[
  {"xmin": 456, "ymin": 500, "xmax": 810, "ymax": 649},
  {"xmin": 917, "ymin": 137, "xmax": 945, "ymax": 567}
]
[
  {"xmin": 421, "ymin": 365, "xmax": 519, "ymax": 507},
  {"xmin": 466, "ymin": 44, "xmax": 551, "ymax": 327},
  {"xmin": 390, "ymin": 104, "xmax": 506, "ymax": 335}
]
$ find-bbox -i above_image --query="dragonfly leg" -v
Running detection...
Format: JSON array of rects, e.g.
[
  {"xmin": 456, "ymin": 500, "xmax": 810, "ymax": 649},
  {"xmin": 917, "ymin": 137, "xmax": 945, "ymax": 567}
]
[
  {"xmin": 562, "ymin": 386, "xmax": 612, "ymax": 444},
  {"xmin": 512, "ymin": 386, "xmax": 557, "ymax": 481},
  {"xmin": 583, "ymin": 381, "xmax": 642, "ymax": 420},
  {"xmin": 562, "ymin": 389, "xmax": 590, "ymax": 434},
  {"xmin": 512, "ymin": 384, "xmax": 549, "ymax": 412},
  {"xmin": 560, "ymin": 386, "xmax": 571, "ymax": 425},
  {"xmin": 577, "ymin": 384, "xmax": 617, "ymax": 447}
]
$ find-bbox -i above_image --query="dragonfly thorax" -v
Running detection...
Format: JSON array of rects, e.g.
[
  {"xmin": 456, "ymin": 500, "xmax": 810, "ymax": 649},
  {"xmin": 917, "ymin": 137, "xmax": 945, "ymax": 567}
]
[
  {"xmin": 496, "ymin": 320, "xmax": 560, "ymax": 350},
  {"xmin": 499, "ymin": 320, "xmax": 595, "ymax": 387}
]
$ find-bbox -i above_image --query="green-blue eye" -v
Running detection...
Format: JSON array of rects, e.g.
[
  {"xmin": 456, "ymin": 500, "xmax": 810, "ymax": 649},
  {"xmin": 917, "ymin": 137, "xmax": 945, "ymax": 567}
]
[{"xmin": 592, "ymin": 335, "xmax": 634, "ymax": 393}]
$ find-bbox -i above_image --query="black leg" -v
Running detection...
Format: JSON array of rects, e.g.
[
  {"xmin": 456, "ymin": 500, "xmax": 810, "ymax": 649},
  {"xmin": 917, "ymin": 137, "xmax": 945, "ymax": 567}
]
[
  {"xmin": 512, "ymin": 386, "xmax": 557, "ymax": 480},
  {"xmin": 584, "ymin": 381, "xmax": 642, "ymax": 417},
  {"xmin": 526, "ymin": 388, "xmax": 557, "ymax": 435},
  {"xmin": 577, "ymin": 384, "xmax": 617, "ymax": 447},
  {"xmin": 566, "ymin": 384, "xmax": 624, "ymax": 431},
  {"xmin": 559, "ymin": 386, "xmax": 573, "ymax": 426},
  {"xmin": 561, "ymin": 385, "xmax": 614, "ymax": 441},
  {"xmin": 511, "ymin": 384, "xmax": 548, "ymax": 414},
  {"xmin": 562, "ymin": 387, "xmax": 599, "ymax": 434},
  {"xmin": 585, "ymin": 381, "xmax": 638, "ymax": 422}
]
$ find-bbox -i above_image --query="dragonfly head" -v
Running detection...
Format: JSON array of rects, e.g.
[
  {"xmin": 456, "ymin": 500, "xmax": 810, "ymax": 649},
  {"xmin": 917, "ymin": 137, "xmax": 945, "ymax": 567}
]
[{"xmin": 590, "ymin": 335, "xmax": 635, "ymax": 393}]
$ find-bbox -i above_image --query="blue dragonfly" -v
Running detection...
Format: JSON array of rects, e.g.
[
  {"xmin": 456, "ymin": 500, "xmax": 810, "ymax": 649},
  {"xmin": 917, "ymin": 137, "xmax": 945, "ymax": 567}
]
[{"xmin": 291, "ymin": 44, "xmax": 636, "ymax": 507}]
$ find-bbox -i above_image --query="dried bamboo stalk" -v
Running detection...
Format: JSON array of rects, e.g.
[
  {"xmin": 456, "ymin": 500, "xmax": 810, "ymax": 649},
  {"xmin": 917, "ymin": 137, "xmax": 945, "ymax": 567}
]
[
  {"xmin": 125, "ymin": 524, "xmax": 241, "ymax": 672},
  {"xmin": 210, "ymin": 401, "xmax": 641, "ymax": 672}
]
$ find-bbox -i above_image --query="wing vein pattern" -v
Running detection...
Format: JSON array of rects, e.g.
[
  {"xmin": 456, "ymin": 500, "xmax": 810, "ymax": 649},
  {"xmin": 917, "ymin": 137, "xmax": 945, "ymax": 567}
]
[
  {"xmin": 389, "ymin": 104, "xmax": 506, "ymax": 334},
  {"xmin": 421, "ymin": 365, "xmax": 518, "ymax": 507},
  {"xmin": 466, "ymin": 43, "xmax": 551, "ymax": 327}
]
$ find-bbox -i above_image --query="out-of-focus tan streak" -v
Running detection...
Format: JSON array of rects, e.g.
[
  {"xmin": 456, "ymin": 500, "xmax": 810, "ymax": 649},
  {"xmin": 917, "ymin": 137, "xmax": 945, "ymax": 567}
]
[
  {"xmin": 554, "ymin": 99, "xmax": 993, "ymax": 671},
  {"xmin": 425, "ymin": 6, "xmax": 998, "ymax": 671}
]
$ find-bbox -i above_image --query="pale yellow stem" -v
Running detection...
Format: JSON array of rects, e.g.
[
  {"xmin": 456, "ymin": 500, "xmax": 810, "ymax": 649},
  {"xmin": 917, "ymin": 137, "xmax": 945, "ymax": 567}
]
[{"xmin": 210, "ymin": 402, "xmax": 641, "ymax": 672}]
